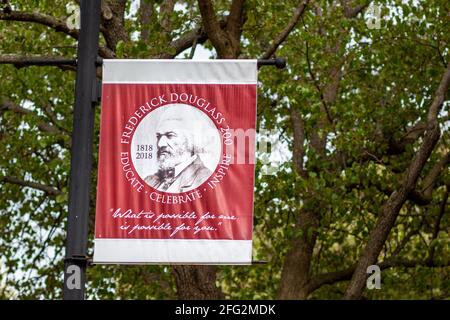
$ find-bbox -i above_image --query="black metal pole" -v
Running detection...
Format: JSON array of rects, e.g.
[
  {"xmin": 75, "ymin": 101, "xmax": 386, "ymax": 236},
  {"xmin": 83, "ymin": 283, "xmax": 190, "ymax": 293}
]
[
  {"xmin": 257, "ymin": 57, "xmax": 286, "ymax": 69},
  {"xmin": 63, "ymin": 0, "xmax": 101, "ymax": 300}
]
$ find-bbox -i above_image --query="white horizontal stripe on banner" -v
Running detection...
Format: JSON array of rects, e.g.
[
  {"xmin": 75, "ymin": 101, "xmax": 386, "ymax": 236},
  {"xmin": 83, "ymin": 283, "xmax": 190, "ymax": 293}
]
[
  {"xmin": 93, "ymin": 239, "xmax": 252, "ymax": 265},
  {"xmin": 102, "ymin": 59, "xmax": 257, "ymax": 84}
]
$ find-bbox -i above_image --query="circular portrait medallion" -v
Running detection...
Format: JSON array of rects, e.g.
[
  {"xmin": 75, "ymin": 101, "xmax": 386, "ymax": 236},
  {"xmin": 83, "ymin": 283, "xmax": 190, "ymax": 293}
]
[{"xmin": 131, "ymin": 103, "xmax": 222, "ymax": 193}]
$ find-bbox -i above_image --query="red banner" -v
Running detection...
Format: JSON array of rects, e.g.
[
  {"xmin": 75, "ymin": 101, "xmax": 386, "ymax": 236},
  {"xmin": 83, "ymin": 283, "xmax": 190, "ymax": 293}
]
[{"xmin": 93, "ymin": 60, "xmax": 257, "ymax": 264}]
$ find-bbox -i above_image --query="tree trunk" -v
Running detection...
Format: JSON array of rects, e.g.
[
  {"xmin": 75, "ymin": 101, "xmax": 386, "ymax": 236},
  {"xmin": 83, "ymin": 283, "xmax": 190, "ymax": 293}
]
[
  {"xmin": 172, "ymin": 265, "xmax": 224, "ymax": 299},
  {"xmin": 278, "ymin": 209, "xmax": 318, "ymax": 299}
]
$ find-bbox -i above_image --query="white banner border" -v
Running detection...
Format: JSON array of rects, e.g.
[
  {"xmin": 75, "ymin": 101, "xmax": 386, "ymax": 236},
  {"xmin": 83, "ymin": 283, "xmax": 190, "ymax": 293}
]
[
  {"xmin": 93, "ymin": 239, "xmax": 253, "ymax": 265},
  {"xmin": 102, "ymin": 59, "xmax": 258, "ymax": 84}
]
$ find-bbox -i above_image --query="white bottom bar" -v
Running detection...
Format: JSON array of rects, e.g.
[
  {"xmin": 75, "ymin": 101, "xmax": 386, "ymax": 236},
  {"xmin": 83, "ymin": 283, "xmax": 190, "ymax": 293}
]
[{"xmin": 93, "ymin": 239, "xmax": 252, "ymax": 265}]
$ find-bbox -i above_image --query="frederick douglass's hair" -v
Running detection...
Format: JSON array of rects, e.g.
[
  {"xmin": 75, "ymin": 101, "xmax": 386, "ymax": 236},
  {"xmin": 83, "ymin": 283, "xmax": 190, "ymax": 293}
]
[{"xmin": 156, "ymin": 104, "xmax": 214, "ymax": 154}]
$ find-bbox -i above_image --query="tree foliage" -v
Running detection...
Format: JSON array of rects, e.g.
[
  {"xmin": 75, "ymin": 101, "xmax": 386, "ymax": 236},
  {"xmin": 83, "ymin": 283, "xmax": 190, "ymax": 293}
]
[{"xmin": 0, "ymin": 0, "xmax": 449, "ymax": 299}]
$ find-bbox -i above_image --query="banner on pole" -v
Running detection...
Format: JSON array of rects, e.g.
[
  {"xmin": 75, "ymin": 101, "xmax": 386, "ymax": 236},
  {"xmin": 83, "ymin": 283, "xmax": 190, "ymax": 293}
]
[{"xmin": 93, "ymin": 60, "xmax": 257, "ymax": 264}]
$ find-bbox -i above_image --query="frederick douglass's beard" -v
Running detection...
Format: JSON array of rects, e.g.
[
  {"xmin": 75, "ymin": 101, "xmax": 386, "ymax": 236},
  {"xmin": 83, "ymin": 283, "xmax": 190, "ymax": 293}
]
[{"xmin": 157, "ymin": 143, "xmax": 191, "ymax": 172}]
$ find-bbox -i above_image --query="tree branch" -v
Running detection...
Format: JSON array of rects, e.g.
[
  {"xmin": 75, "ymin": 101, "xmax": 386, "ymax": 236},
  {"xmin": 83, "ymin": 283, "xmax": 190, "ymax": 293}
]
[
  {"xmin": 390, "ymin": 219, "xmax": 423, "ymax": 258},
  {"xmin": 341, "ymin": 0, "xmax": 371, "ymax": 18},
  {"xmin": 261, "ymin": 0, "xmax": 310, "ymax": 59},
  {"xmin": 160, "ymin": 0, "xmax": 175, "ymax": 35},
  {"xmin": 226, "ymin": 0, "xmax": 246, "ymax": 41},
  {"xmin": 42, "ymin": 101, "xmax": 70, "ymax": 134},
  {"xmin": 0, "ymin": 9, "xmax": 79, "ymax": 38},
  {"xmin": 198, "ymin": 0, "xmax": 244, "ymax": 58},
  {"xmin": 100, "ymin": 0, "xmax": 129, "ymax": 51},
  {"xmin": 0, "ymin": 98, "xmax": 62, "ymax": 135},
  {"xmin": 29, "ymin": 211, "xmax": 64, "ymax": 268},
  {"xmin": 421, "ymin": 152, "xmax": 450, "ymax": 199},
  {"xmin": 198, "ymin": 0, "xmax": 229, "ymax": 57},
  {"xmin": 365, "ymin": 115, "xmax": 448, "ymax": 158},
  {"xmin": 427, "ymin": 187, "xmax": 448, "ymax": 263},
  {"xmin": 0, "ymin": 176, "xmax": 63, "ymax": 196},
  {"xmin": 158, "ymin": 26, "xmax": 209, "ymax": 59},
  {"xmin": 344, "ymin": 179, "xmax": 439, "ymax": 206},
  {"xmin": 428, "ymin": 66, "xmax": 450, "ymax": 123},
  {"xmin": 198, "ymin": 0, "xmax": 222, "ymax": 41},
  {"xmin": 0, "ymin": 54, "xmax": 76, "ymax": 70},
  {"xmin": 304, "ymin": 39, "xmax": 334, "ymax": 125},
  {"xmin": 0, "ymin": 9, "xmax": 115, "ymax": 58},
  {"xmin": 138, "ymin": 0, "xmax": 154, "ymax": 43},
  {"xmin": 309, "ymin": 257, "xmax": 450, "ymax": 294},
  {"xmin": 290, "ymin": 106, "xmax": 306, "ymax": 176}
]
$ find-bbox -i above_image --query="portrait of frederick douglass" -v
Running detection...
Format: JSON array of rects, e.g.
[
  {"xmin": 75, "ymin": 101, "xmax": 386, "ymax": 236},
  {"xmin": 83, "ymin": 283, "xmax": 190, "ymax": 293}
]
[{"xmin": 143, "ymin": 104, "xmax": 219, "ymax": 193}]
